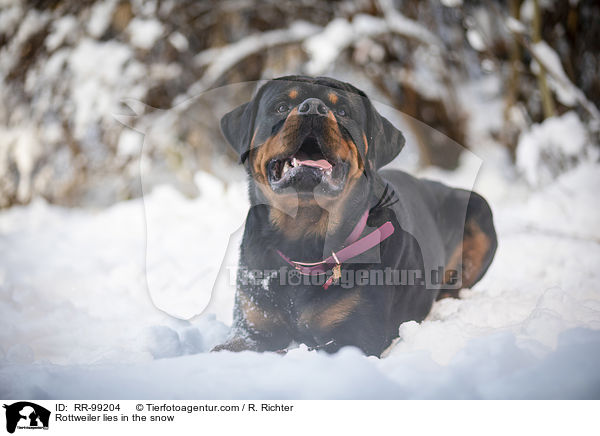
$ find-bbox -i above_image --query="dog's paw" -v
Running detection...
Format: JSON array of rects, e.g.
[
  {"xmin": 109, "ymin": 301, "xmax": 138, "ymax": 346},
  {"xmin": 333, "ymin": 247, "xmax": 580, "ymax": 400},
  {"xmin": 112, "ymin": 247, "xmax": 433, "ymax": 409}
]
[{"xmin": 211, "ymin": 337, "xmax": 256, "ymax": 353}]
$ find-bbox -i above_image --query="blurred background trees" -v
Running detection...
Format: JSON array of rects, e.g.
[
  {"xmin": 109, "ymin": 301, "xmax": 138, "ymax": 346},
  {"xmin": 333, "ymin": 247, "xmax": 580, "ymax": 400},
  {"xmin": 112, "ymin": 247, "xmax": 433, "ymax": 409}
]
[{"xmin": 1, "ymin": 0, "xmax": 598, "ymax": 207}]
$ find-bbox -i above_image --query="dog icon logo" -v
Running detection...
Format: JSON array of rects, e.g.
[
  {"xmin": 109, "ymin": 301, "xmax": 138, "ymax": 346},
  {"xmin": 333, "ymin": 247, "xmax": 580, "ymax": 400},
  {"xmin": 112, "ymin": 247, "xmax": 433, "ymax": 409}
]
[{"xmin": 3, "ymin": 402, "xmax": 50, "ymax": 433}]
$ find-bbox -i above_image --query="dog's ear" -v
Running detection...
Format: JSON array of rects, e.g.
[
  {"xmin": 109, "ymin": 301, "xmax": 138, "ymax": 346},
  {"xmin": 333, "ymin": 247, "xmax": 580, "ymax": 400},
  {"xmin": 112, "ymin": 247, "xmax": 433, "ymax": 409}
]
[
  {"xmin": 220, "ymin": 101, "xmax": 257, "ymax": 163},
  {"xmin": 363, "ymin": 98, "xmax": 405, "ymax": 169}
]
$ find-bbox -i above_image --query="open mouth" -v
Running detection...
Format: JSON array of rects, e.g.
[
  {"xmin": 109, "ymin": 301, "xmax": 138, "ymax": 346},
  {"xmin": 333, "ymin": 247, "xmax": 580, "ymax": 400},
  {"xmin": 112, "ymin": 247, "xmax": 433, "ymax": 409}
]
[{"xmin": 267, "ymin": 134, "xmax": 348, "ymax": 195}]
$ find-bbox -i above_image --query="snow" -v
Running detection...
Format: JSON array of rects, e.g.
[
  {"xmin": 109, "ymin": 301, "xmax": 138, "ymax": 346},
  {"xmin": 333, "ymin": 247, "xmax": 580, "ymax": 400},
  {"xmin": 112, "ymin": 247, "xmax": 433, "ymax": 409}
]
[
  {"xmin": 531, "ymin": 41, "xmax": 577, "ymax": 107},
  {"xmin": 193, "ymin": 21, "xmax": 320, "ymax": 90},
  {"xmin": 0, "ymin": 3, "xmax": 24, "ymax": 39},
  {"xmin": 168, "ymin": 31, "xmax": 189, "ymax": 52},
  {"xmin": 441, "ymin": 0, "xmax": 463, "ymax": 7},
  {"xmin": 11, "ymin": 127, "xmax": 41, "ymax": 203},
  {"xmin": 505, "ymin": 17, "xmax": 526, "ymax": 35},
  {"xmin": 87, "ymin": 0, "xmax": 117, "ymax": 39},
  {"xmin": 117, "ymin": 129, "xmax": 143, "ymax": 157},
  {"xmin": 395, "ymin": 47, "xmax": 448, "ymax": 101},
  {"xmin": 127, "ymin": 18, "xmax": 164, "ymax": 51},
  {"xmin": 0, "ymin": 9, "xmax": 50, "ymax": 77},
  {"xmin": 379, "ymin": 0, "xmax": 441, "ymax": 47},
  {"xmin": 304, "ymin": 18, "xmax": 355, "ymax": 75},
  {"xmin": 466, "ymin": 28, "xmax": 485, "ymax": 51},
  {"xmin": 142, "ymin": 176, "xmax": 246, "ymax": 320},
  {"xmin": 67, "ymin": 38, "xmax": 146, "ymax": 140},
  {"xmin": 529, "ymin": 41, "xmax": 600, "ymax": 123},
  {"xmin": 45, "ymin": 15, "xmax": 78, "ymax": 52},
  {"xmin": 1, "ymin": 147, "xmax": 599, "ymax": 398},
  {"xmin": 503, "ymin": 19, "xmax": 600, "ymax": 123},
  {"xmin": 516, "ymin": 111, "xmax": 594, "ymax": 187},
  {"xmin": 303, "ymin": 14, "xmax": 391, "ymax": 75},
  {"xmin": 303, "ymin": 8, "xmax": 441, "ymax": 76},
  {"xmin": 520, "ymin": 0, "xmax": 534, "ymax": 23}
]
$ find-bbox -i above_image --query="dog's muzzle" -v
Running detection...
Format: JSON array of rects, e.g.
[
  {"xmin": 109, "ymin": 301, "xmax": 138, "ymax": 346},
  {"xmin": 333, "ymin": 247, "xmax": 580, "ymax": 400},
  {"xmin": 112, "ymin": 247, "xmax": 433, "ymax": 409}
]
[{"xmin": 267, "ymin": 107, "xmax": 349, "ymax": 196}]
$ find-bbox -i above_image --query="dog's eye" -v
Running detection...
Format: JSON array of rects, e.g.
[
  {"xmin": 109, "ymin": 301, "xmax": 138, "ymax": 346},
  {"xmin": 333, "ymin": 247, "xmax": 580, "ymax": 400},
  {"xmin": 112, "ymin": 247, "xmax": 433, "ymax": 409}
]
[
  {"xmin": 337, "ymin": 108, "xmax": 347, "ymax": 117},
  {"xmin": 276, "ymin": 103, "xmax": 289, "ymax": 113}
]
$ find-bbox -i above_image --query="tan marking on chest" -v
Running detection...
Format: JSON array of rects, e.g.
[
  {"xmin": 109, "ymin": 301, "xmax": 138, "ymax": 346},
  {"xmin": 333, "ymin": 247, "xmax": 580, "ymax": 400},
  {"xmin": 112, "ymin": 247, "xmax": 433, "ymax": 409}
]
[
  {"xmin": 299, "ymin": 291, "xmax": 361, "ymax": 331},
  {"xmin": 239, "ymin": 292, "xmax": 285, "ymax": 332}
]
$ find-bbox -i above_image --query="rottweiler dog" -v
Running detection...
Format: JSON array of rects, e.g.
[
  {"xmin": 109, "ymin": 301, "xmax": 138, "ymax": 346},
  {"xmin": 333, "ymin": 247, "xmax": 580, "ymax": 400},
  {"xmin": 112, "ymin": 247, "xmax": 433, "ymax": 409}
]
[{"xmin": 213, "ymin": 76, "xmax": 497, "ymax": 356}]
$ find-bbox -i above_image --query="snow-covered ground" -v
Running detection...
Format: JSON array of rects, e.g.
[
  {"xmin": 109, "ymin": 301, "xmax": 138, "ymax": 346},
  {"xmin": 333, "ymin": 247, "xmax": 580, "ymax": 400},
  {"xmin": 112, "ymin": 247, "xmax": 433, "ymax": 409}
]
[{"xmin": 1, "ymin": 143, "xmax": 599, "ymax": 398}]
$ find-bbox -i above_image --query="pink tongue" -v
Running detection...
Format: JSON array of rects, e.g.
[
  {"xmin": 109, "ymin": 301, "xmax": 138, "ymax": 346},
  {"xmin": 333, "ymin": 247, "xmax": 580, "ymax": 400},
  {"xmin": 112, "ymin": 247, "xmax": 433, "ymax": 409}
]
[{"xmin": 296, "ymin": 158, "xmax": 332, "ymax": 170}]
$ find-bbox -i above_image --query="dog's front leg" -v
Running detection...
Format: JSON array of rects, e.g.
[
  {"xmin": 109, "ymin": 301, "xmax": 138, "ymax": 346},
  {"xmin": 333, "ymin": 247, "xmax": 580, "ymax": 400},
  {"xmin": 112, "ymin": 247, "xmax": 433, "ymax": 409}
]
[{"xmin": 211, "ymin": 290, "xmax": 293, "ymax": 353}]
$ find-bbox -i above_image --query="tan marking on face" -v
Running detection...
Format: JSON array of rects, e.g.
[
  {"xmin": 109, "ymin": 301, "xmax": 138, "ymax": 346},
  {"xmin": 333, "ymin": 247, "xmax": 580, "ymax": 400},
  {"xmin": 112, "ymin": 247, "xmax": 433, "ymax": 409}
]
[
  {"xmin": 327, "ymin": 92, "xmax": 338, "ymax": 105},
  {"xmin": 326, "ymin": 110, "xmax": 336, "ymax": 122},
  {"xmin": 251, "ymin": 107, "xmax": 300, "ymax": 183},
  {"xmin": 299, "ymin": 291, "xmax": 361, "ymax": 331},
  {"xmin": 249, "ymin": 107, "xmax": 364, "ymax": 240},
  {"xmin": 268, "ymin": 131, "xmax": 363, "ymax": 239},
  {"xmin": 250, "ymin": 109, "xmax": 306, "ymax": 224},
  {"xmin": 322, "ymin": 110, "xmax": 363, "ymax": 176},
  {"xmin": 288, "ymin": 89, "xmax": 298, "ymax": 99},
  {"xmin": 362, "ymin": 133, "xmax": 369, "ymax": 156}
]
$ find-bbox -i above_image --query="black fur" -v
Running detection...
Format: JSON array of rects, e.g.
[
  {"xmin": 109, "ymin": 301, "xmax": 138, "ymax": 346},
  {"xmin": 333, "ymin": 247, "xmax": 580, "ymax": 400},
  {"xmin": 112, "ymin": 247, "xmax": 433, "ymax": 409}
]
[{"xmin": 214, "ymin": 76, "xmax": 497, "ymax": 356}]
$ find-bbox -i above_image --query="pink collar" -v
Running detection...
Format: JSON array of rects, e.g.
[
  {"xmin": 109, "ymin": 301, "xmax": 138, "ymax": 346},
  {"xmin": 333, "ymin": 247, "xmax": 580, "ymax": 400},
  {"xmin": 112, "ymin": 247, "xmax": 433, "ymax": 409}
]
[{"xmin": 276, "ymin": 210, "xmax": 395, "ymax": 289}]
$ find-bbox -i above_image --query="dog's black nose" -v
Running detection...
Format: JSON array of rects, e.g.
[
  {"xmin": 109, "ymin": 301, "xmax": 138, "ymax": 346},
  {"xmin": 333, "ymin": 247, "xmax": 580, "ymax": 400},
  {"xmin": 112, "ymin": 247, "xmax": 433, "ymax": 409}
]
[{"xmin": 297, "ymin": 98, "xmax": 329, "ymax": 116}]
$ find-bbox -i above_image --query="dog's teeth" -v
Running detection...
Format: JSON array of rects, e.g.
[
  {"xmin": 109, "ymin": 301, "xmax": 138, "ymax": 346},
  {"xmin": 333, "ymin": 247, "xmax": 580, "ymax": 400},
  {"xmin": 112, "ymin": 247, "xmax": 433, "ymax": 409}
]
[
  {"xmin": 325, "ymin": 168, "xmax": 332, "ymax": 176},
  {"xmin": 292, "ymin": 157, "xmax": 298, "ymax": 167},
  {"xmin": 283, "ymin": 160, "xmax": 291, "ymax": 175}
]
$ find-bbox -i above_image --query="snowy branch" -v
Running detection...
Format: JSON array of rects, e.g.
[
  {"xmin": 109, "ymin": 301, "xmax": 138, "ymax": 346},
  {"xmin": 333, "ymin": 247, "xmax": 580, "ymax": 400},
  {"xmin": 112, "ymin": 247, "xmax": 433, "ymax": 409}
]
[
  {"xmin": 192, "ymin": 2, "xmax": 443, "ymax": 81},
  {"xmin": 304, "ymin": 7, "xmax": 442, "ymax": 75},
  {"xmin": 377, "ymin": 0, "xmax": 443, "ymax": 48},
  {"xmin": 505, "ymin": 19, "xmax": 600, "ymax": 128},
  {"xmin": 192, "ymin": 21, "xmax": 321, "ymax": 89},
  {"xmin": 529, "ymin": 41, "xmax": 600, "ymax": 124}
]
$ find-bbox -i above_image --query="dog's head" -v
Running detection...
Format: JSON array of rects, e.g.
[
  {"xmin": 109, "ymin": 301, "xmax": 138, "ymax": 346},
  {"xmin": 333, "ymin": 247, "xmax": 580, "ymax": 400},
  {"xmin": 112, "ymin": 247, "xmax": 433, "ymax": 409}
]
[{"xmin": 221, "ymin": 76, "xmax": 405, "ymax": 209}]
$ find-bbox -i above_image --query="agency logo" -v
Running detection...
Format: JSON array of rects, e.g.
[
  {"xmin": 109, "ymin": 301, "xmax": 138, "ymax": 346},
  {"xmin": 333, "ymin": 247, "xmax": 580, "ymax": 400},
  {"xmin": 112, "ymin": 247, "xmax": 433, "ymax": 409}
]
[{"xmin": 3, "ymin": 402, "xmax": 50, "ymax": 434}]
